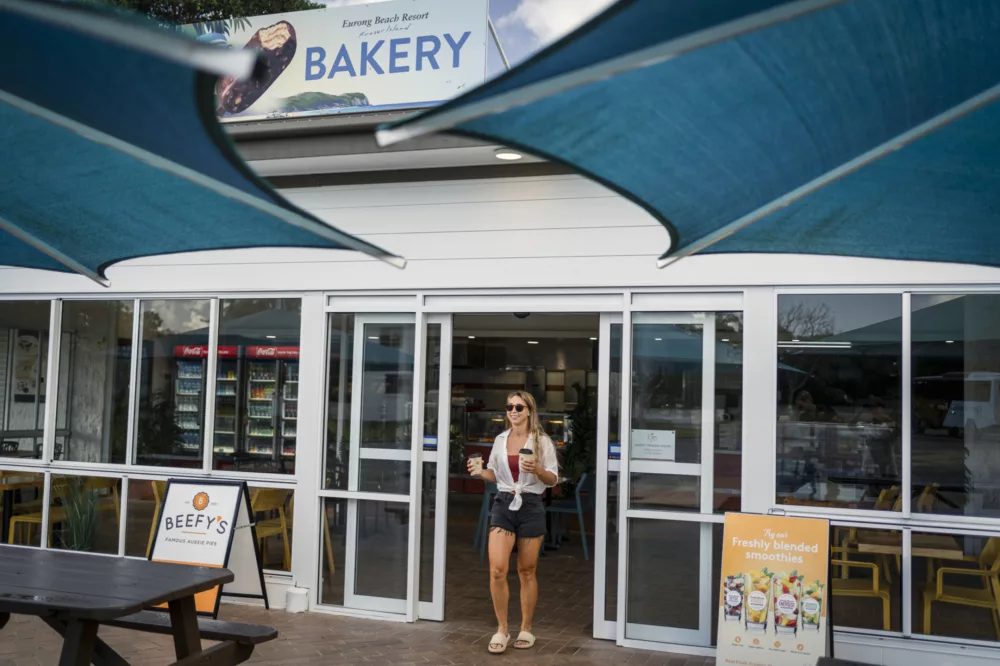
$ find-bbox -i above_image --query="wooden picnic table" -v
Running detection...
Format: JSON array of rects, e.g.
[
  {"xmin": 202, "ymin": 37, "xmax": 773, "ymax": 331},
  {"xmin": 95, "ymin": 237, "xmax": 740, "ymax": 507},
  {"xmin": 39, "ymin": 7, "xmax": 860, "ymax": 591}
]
[
  {"xmin": 855, "ymin": 531, "xmax": 964, "ymax": 560},
  {"xmin": 0, "ymin": 545, "xmax": 262, "ymax": 665}
]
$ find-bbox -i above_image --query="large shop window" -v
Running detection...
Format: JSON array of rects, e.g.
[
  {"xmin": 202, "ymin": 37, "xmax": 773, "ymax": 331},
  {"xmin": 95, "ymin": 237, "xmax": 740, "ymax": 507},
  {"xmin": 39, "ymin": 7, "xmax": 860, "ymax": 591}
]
[
  {"xmin": 135, "ymin": 299, "xmax": 212, "ymax": 468},
  {"xmin": 912, "ymin": 294, "xmax": 1000, "ymax": 519},
  {"xmin": 58, "ymin": 300, "xmax": 134, "ymax": 465},
  {"xmin": 2, "ymin": 299, "xmax": 305, "ymax": 478},
  {"xmin": 213, "ymin": 299, "xmax": 301, "ymax": 475},
  {"xmin": 776, "ymin": 294, "xmax": 902, "ymax": 511},
  {"xmin": 0, "ymin": 301, "xmax": 60, "ymax": 461}
]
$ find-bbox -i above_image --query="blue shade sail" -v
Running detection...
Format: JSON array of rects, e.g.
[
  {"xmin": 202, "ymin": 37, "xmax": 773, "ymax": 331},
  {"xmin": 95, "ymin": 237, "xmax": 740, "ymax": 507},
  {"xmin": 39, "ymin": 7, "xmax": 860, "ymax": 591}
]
[
  {"xmin": 379, "ymin": 0, "xmax": 1000, "ymax": 268},
  {"xmin": 0, "ymin": 0, "xmax": 403, "ymax": 285}
]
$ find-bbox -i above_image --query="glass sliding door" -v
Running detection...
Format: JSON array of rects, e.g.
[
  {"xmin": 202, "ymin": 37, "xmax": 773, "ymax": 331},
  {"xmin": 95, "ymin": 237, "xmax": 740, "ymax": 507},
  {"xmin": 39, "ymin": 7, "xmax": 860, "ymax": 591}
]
[
  {"xmin": 321, "ymin": 313, "xmax": 418, "ymax": 616},
  {"xmin": 594, "ymin": 313, "xmax": 622, "ymax": 640},
  {"xmin": 418, "ymin": 314, "xmax": 451, "ymax": 621},
  {"xmin": 619, "ymin": 311, "xmax": 743, "ymax": 650}
]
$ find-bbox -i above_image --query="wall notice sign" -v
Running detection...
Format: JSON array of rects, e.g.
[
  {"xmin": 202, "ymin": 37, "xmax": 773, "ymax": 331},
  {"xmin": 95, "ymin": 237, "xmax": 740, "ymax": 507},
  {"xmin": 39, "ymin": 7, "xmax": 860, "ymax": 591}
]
[
  {"xmin": 149, "ymin": 480, "xmax": 268, "ymax": 617},
  {"xmin": 183, "ymin": 0, "xmax": 489, "ymax": 123},
  {"xmin": 630, "ymin": 429, "xmax": 676, "ymax": 460},
  {"xmin": 717, "ymin": 513, "xmax": 830, "ymax": 666}
]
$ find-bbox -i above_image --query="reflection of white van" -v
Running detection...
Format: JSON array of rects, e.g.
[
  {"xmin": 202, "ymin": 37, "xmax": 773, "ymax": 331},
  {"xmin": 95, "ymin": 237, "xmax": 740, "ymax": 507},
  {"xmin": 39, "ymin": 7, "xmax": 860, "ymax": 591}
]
[{"xmin": 940, "ymin": 372, "xmax": 1000, "ymax": 436}]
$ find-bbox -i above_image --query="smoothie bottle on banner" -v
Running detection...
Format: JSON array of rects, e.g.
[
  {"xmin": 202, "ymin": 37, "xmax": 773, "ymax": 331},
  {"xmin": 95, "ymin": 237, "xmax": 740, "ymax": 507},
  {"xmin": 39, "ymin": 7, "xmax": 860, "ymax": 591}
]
[
  {"xmin": 722, "ymin": 573, "xmax": 744, "ymax": 622},
  {"xmin": 773, "ymin": 571, "xmax": 801, "ymax": 635},
  {"xmin": 744, "ymin": 568, "xmax": 773, "ymax": 632},
  {"xmin": 801, "ymin": 580, "xmax": 825, "ymax": 631}
]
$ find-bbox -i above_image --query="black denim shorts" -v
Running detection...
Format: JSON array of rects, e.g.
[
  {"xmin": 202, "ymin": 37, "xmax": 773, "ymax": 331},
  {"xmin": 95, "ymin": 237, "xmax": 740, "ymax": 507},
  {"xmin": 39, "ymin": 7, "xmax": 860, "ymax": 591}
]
[{"xmin": 490, "ymin": 491, "xmax": 546, "ymax": 539}]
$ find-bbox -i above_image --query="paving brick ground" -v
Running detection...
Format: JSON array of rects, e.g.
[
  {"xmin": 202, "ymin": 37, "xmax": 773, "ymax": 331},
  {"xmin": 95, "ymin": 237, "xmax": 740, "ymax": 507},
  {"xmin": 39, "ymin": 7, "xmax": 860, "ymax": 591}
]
[{"xmin": 0, "ymin": 605, "xmax": 714, "ymax": 666}]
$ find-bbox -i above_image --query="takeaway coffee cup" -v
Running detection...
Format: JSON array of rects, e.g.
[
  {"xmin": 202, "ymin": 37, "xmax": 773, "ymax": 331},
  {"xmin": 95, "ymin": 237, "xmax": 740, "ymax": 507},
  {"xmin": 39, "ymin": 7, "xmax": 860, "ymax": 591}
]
[
  {"xmin": 468, "ymin": 453, "xmax": 483, "ymax": 476},
  {"xmin": 519, "ymin": 448, "xmax": 536, "ymax": 472}
]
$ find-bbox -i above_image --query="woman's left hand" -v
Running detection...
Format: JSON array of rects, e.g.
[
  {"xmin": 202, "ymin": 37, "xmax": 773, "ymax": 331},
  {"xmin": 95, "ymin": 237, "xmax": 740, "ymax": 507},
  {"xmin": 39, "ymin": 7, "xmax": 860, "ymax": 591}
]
[{"xmin": 520, "ymin": 458, "xmax": 538, "ymax": 475}]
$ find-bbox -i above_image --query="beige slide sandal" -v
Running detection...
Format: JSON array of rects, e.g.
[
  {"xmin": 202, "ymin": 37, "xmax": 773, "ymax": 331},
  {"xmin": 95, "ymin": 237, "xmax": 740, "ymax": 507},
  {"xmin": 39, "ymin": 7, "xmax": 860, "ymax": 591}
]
[
  {"xmin": 488, "ymin": 632, "xmax": 510, "ymax": 654},
  {"xmin": 514, "ymin": 631, "xmax": 536, "ymax": 649}
]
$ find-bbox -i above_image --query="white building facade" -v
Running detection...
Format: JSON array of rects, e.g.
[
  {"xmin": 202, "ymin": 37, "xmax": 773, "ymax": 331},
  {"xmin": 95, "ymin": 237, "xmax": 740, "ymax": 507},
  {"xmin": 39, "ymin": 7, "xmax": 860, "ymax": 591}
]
[{"xmin": 2, "ymin": 135, "xmax": 1000, "ymax": 665}]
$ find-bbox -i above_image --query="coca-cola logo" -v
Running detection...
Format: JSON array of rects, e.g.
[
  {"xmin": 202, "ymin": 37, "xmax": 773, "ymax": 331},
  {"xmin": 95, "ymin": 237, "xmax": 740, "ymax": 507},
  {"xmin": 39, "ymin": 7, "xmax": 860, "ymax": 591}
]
[
  {"xmin": 178, "ymin": 346, "xmax": 207, "ymax": 357},
  {"xmin": 255, "ymin": 347, "xmax": 277, "ymax": 357}
]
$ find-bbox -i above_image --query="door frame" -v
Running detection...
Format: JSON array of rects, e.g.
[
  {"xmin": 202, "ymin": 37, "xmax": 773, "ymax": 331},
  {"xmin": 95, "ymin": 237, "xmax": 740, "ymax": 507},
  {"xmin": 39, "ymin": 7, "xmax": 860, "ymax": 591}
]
[
  {"xmin": 418, "ymin": 313, "xmax": 452, "ymax": 621},
  {"xmin": 593, "ymin": 312, "xmax": 621, "ymax": 640},
  {"xmin": 417, "ymin": 298, "xmax": 621, "ymax": 624},
  {"xmin": 615, "ymin": 304, "xmax": 742, "ymax": 655},
  {"xmin": 341, "ymin": 313, "xmax": 420, "ymax": 616},
  {"xmin": 315, "ymin": 290, "xmax": 749, "ymax": 651}
]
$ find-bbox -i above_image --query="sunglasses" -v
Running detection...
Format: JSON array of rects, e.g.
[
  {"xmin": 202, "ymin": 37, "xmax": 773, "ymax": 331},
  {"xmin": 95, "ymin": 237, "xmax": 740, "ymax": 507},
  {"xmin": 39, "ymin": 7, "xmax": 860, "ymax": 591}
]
[{"xmin": 505, "ymin": 403, "xmax": 526, "ymax": 413}]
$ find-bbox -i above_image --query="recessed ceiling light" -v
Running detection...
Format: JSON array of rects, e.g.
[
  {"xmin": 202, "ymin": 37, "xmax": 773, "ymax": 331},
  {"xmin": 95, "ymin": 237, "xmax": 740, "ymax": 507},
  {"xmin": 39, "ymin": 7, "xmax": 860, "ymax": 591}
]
[
  {"xmin": 654, "ymin": 337, "xmax": 662, "ymax": 341},
  {"xmin": 368, "ymin": 336, "xmax": 379, "ymax": 340},
  {"xmin": 527, "ymin": 340, "xmax": 539, "ymax": 345},
  {"xmin": 266, "ymin": 335, "xmax": 276, "ymax": 339},
  {"xmin": 494, "ymin": 147, "xmax": 523, "ymax": 161},
  {"xmin": 946, "ymin": 340, "xmax": 955, "ymax": 344},
  {"xmin": 590, "ymin": 337, "xmax": 598, "ymax": 341},
  {"xmin": 792, "ymin": 339, "xmax": 800, "ymax": 343},
  {"xmin": 468, "ymin": 335, "xmax": 476, "ymax": 339},
  {"xmin": 722, "ymin": 338, "xmax": 730, "ymax": 342}
]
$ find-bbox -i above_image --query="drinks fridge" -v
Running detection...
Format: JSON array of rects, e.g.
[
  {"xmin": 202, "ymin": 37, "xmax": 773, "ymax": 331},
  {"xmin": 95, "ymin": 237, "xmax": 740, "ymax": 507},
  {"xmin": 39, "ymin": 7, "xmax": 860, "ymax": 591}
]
[
  {"xmin": 173, "ymin": 346, "xmax": 207, "ymax": 455},
  {"xmin": 244, "ymin": 346, "xmax": 298, "ymax": 466},
  {"xmin": 213, "ymin": 346, "xmax": 241, "ymax": 456}
]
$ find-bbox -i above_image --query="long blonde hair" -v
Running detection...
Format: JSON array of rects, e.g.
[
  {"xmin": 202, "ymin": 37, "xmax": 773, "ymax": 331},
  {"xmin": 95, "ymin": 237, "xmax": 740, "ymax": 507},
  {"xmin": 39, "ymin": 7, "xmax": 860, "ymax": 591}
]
[{"xmin": 504, "ymin": 390, "xmax": 548, "ymax": 450}]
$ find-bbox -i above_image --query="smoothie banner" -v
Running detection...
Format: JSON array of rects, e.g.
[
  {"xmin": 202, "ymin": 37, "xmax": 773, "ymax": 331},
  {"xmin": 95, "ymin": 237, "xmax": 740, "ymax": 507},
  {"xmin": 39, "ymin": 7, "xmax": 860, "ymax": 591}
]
[
  {"xmin": 182, "ymin": 0, "xmax": 489, "ymax": 123},
  {"xmin": 716, "ymin": 513, "xmax": 830, "ymax": 666}
]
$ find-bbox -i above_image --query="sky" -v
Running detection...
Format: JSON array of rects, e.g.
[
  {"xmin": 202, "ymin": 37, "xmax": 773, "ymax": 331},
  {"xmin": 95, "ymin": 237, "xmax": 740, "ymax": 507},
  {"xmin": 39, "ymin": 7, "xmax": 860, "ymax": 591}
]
[{"xmin": 321, "ymin": 0, "xmax": 616, "ymax": 74}]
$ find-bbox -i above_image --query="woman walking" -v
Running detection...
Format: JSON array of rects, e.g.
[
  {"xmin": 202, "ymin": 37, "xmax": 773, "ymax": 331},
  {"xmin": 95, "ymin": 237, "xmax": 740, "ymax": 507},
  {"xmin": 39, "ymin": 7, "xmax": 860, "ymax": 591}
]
[{"xmin": 467, "ymin": 390, "xmax": 559, "ymax": 654}]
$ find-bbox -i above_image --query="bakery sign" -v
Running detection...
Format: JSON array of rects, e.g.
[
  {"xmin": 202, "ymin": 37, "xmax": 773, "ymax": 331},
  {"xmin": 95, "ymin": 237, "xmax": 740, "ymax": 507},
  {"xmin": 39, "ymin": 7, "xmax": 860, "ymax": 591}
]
[{"xmin": 182, "ymin": 0, "xmax": 489, "ymax": 123}]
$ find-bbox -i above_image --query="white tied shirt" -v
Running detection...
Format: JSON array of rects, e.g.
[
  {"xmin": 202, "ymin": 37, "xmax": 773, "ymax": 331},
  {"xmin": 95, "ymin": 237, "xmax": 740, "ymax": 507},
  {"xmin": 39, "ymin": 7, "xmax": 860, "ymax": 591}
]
[{"xmin": 488, "ymin": 429, "xmax": 559, "ymax": 511}]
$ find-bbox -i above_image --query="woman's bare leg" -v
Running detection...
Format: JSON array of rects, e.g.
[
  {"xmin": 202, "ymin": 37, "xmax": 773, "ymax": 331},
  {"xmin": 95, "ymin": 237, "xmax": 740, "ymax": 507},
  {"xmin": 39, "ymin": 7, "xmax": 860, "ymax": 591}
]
[
  {"xmin": 488, "ymin": 527, "xmax": 517, "ymax": 648},
  {"xmin": 515, "ymin": 535, "xmax": 544, "ymax": 645}
]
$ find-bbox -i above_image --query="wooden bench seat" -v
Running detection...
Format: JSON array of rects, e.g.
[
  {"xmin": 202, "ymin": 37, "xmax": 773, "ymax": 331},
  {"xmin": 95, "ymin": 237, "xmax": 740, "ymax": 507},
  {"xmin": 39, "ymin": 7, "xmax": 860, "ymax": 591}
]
[{"xmin": 104, "ymin": 610, "xmax": 277, "ymax": 645}]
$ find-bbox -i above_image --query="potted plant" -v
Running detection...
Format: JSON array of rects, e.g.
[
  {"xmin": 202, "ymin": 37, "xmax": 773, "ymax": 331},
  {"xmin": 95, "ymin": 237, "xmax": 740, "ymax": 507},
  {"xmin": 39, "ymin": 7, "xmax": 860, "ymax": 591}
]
[
  {"xmin": 561, "ymin": 383, "xmax": 596, "ymax": 496},
  {"xmin": 60, "ymin": 476, "xmax": 99, "ymax": 552}
]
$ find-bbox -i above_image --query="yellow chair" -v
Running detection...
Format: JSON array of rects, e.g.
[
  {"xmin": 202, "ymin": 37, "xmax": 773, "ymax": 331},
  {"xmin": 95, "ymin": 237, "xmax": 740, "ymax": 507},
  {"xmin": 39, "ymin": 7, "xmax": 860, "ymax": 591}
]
[
  {"xmin": 9, "ymin": 477, "xmax": 120, "ymax": 547},
  {"xmin": 830, "ymin": 545, "xmax": 891, "ymax": 631},
  {"xmin": 252, "ymin": 488, "xmax": 292, "ymax": 570},
  {"xmin": 916, "ymin": 484, "xmax": 939, "ymax": 512},
  {"xmin": 145, "ymin": 480, "xmax": 167, "ymax": 557},
  {"xmin": 922, "ymin": 537, "xmax": 1000, "ymax": 640},
  {"xmin": 7, "ymin": 477, "xmax": 44, "ymax": 516},
  {"xmin": 834, "ymin": 486, "xmax": 900, "ymax": 581},
  {"xmin": 323, "ymin": 502, "xmax": 337, "ymax": 576}
]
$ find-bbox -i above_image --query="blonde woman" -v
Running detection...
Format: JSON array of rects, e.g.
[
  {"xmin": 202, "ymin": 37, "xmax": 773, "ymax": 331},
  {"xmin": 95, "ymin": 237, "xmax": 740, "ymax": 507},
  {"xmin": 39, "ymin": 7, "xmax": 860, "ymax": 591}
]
[{"xmin": 467, "ymin": 390, "xmax": 559, "ymax": 654}]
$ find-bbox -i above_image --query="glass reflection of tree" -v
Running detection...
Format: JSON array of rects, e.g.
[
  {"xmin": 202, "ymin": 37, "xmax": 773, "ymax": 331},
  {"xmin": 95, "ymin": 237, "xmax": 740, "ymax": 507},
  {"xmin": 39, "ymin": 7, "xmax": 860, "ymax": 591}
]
[
  {"xmin": 778, "ymin": 300, "xmax": 902, "ymax": 503},
  {"xmin": 778, "ymin": 302, "xmax": 835, "ymax": 412}
]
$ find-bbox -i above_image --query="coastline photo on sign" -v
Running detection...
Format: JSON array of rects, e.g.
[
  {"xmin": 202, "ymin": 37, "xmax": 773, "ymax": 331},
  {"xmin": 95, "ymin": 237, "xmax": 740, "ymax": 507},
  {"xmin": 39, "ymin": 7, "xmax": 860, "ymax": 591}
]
[
  {"xmin": 181, "ymin": 0, "xmax": 489, "ymax": 122},
  {"xmin": 717, "ymin": 513, "xmax": 830, "ymax": 666}
]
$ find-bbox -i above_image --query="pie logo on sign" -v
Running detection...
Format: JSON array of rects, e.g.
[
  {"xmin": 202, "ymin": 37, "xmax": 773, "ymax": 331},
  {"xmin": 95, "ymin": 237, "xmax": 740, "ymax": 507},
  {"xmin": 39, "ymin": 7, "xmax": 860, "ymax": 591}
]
[{"xmin": 192, "ymin": 492, "xmax": 210, "ymax": 511}]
